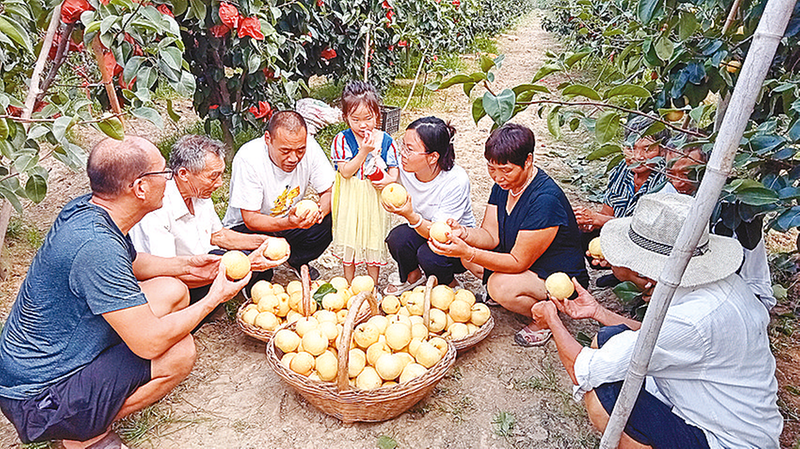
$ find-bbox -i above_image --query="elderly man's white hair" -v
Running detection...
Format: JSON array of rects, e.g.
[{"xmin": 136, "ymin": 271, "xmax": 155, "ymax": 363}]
[{"xmin": 169, "ymin": 135, "xmax": 227, "ymax": 173}]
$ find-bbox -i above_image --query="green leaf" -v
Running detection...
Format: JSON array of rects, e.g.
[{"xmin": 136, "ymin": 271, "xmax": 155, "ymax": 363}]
[
  {"xmin": 677, "ymin": 11, "xmax": 698, "ymax": 41},
  {"xmin": 0, "ymin": 16, "xmax": 33, "ymax": 54},
  {"xmin": 98, "ymin": 116, "xmax": 125, "ymax": 140},
  {"xmin": 480, "ymin": 54, "xmax": 496, "ymax": 72},
  {"xmin": 595, "ymin": 111, "xmax": 621, "ymax": 144},
  {"xmin": 0, "ymin": 186, "xmax": 23, "ymax": 213},
  {"xmin": 562, "ymin": 84, "xmax": 601, "ymax": 101},
  {"xmin": 531, "ymin": 64, "xmax": 561, "ymax": 83},
  {"xmin": 312, "ymin": 283, "xmax": 336, "ymax": 308},
  {"xmin": 13, "ymin": 150, "xmax": 38, "ymax": 173},
  {"xmin": 377, "ymin": 436, "xmax": 398, "ymax": 449},
  {"xmin": 606, "ymin": 153, "xmax": 625, "ymax": 173},
  {"xmin": 132, "ymin": 106, "xmax": 164, "ymax": 129},
  {"xmin": 654, "ymin": 37, "xmax": 674, "ymax": 62},
  {"xmin": 172, "ymin": 0, "xmax": 188, "ymax": 15},
  {"xmin": 586, "ymin": 144, "xmax": 622, "ymax": 160},
  {"xmin": 0, "ymin": 118, "xmax": 8, "ymax": 140},
  {"xmin": 605, "ymin": 84, "xmax": 652, "ymax": 99},
  {"xmin": 463, "ymin": 82, "xmax": 476, "ymax": 96},
  {"xmin": 482, "ymin": 89, "xmax": 516, "ymax": 126},
  {"xmin": 52, "ymin": 116, "xmax": 74, "ymax": 143},
  {"xmin": 472, "ymin": 97, "xmax": 486, "ymax": 125},
  {"xmin": 547, "ymin": 106, "xmax": 562, "ymax": 140},
  {"xmin": 613, "ymin": 281, "xmax": 643, "ymax": 303},
  {"xmin": 512, "ymin": 84, "xmax": 550, "ymax": 95},
  {"xmin": 25, "ymin": 174, "xmax": 47, "ymax": 203},
  {"xmin": 565, "ymin": 51, "xmax": 590, "ymax": 68},
  {"xmin": 788, "ymin": 119, "xmax": 800, "ymax": 142},
  {"xmin": 187, "ymin": 0, "xmax": 207, "ymax": 22},
  {"xmin": 171, "ymin": 71, "xmax": 196, "ymax": 98},
  {"xmin": 734, "ymin": 188, "xmax": 779, "ymax": 206},
  {"xmin": 159, "ymin": 47, "xmax": 183, "ymax": 71},
  {"xmin": 438, "ymin": 74, "xmax": 473, "ymax": 90},
  {"xmin": 637, "ymin": 0, "xmax": 661, "ymax": 24},
  {"xmin": 468, "ymin": 72, "xmax": 487, "ymax": 83},
  {"xmin": 123, "ymin": 57, "xmax": 144, "ymax": 84},
  {"xmin": 247, "ymin": 52, "xmax": 261, "ymax": 74},
  {"xmin": 166, "ymin": 99, "xmax": 181, "ymax": 123}
]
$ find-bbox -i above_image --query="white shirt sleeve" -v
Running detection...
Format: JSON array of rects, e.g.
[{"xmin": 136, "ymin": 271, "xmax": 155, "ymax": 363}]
[
  {"xmin": 228, "ymin": 150, "xmax": 267, "ymax": 212},
  {"xmin": 430, "ymin": 169, "xmax": 475, "ymax": 226},
  {"xmin": 129, "ymin": 211, "xmax": 178, "ymax": 258},
  {"xmin": 572, "ymin": 317, "xmax": 707, "ymax": 401}
]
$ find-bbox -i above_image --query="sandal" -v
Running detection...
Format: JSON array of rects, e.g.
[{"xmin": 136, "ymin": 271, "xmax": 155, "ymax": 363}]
[
  {"xmin": 383, "ymin": 276, "xmax": 426, "ymax": 296},
  {"xmin": 514, "ymin": 326, "xmax": 552, "ymax": 347},
  {"xmin": 86, "ymin": 431, "xmax": 128, "ymax": 449}
]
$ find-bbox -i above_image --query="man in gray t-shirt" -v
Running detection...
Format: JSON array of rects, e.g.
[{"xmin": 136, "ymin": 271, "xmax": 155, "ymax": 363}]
[{"xmin": 0, "ymin": 136, "xmax": 249, "ymax": 448}]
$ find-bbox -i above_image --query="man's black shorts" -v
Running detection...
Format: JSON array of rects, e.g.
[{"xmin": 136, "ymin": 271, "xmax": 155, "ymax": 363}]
[{"xmin": 0, "ymin": 341, "xmax": 150, "ymax": 443}]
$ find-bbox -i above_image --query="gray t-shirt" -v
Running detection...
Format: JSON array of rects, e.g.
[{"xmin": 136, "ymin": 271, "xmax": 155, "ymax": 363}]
[{"xmin": 0, "ymin": 195, "xmax": 147, "ymax": 400}]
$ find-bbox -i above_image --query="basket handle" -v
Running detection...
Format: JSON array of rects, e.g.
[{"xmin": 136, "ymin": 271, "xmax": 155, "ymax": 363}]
[
  {"xmin": 300, "ymin": 265, "xmax": 311, "ymax": 317},
  {"xmin": 422, "ymin": 275, "xmax": 438, "ymax": 329},
  {"xmin": 335, "ymin": 289, "xmax": 380, "ymax": 391}
]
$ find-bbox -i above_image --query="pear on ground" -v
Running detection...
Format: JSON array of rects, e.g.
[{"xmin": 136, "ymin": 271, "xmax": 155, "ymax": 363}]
[
  {"xmin": 286, "ymin": 310, "xmax": 302, "ymax": 324},
  {"xmin": 313, "ymin": 310, "xmax": 337, "ymax": 324},
  {"xmin": 318, "ymin": 321, "xmax": 339, "ymax": 342},
  {"xmin": 400, "ymin": 363, "xmax": 428, "ymax": 383},
  {"xmin": 256, "ymin": 294, "xmax": 279, "ymax": 314},
  {"xmin": 271, "ymin": 284, "xmax": 285, "ymax": 295},
  {"xmin": 407, "ymin": 338, "xmax": 424, "ymax": 358},
  {"xmin": 322, "ymin": 292, "xmax": 345, "ymax": 311},
  {"xmin": 336, "ymin": 309, "xmax": 348, "ymax": 324}
]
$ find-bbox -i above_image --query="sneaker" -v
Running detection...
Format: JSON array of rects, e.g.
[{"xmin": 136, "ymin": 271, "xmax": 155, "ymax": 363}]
[{"xmin": 288, "ymin": 264, "xmax": 320, "ymax": 281}]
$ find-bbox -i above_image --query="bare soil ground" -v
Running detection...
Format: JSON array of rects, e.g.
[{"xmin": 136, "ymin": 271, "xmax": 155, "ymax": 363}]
[{"xmin": 0, "ymin": 11, "xmax": 798, "ymax": 449}]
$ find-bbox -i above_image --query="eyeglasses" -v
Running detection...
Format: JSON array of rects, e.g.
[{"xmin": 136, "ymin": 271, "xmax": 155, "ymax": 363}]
[
  {"xmin": 129, "ymin": 169, "xmax": 173, "ymax": 187},
  {"xmin": 398, "ymin": 139, "xmax": 428, "ymax": 156}
]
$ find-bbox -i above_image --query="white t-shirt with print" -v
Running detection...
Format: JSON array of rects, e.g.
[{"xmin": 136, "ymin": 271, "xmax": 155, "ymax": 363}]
[{"xmin": 223, "ymin": 134, "xmax": 335, "ymax": 228}]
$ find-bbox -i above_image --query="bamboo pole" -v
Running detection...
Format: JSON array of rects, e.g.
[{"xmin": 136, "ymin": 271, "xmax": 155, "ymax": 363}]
[{"xmin": 599, "ymin": 0, "xmax": 795, "ymax": 447}]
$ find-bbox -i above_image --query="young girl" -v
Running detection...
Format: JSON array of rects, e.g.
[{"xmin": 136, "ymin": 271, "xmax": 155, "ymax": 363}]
[{"xmin": 330, "ymin": 81, "xmax": 400, "ymax": 284}]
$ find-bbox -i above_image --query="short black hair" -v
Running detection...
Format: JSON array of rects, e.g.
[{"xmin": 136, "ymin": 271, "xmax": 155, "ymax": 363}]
[
  {"xmin": 484, "ymin": 123, "xmax": 535, "ymax": 168},
  {"xmin": 406, "ymin": 116, "xmax": 456, "ymax": 171},
  {"xmin": 267, "ymin": 110, "xmax": 307, "ymax": 135},
  {"xmin": 87, "ymin": 137, "xmax": 151, "ymax": 198}
]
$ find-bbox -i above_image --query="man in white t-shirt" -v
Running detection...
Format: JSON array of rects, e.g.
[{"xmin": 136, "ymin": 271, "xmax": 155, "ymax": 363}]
[
  {"xmin": 223, "ymin": 111, "xmax": 335, "ymax": 279},
  {"xmin": 130, "ymin": 135, "xmax": 284, "ymax": 302}
]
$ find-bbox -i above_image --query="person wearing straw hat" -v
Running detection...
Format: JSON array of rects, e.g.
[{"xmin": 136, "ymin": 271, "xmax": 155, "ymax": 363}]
[{"xmin": 530, "ymin": 192, "xmax": 782, "ymax": 449}]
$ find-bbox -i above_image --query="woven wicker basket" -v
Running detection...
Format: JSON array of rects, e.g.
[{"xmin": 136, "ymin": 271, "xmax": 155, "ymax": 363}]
[
  {"xmin": 236, "ymin": 266, "xmax": 370, "ymax": 342},
  {"xmin": 422, "ymin": 276, "xmax": 495, "ymax": 352},
  {"xmin": 266, "ymin": 286, "xmax": 457, "ymax": 423}
]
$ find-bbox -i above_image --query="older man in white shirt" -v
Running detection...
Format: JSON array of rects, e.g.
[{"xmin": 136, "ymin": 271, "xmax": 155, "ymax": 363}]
[
  {"xmin": 531, "ymin": 193, "xmax": 782, "ymax": 449},
  {"xmin": 130, "ymin": 135, "xmax": 285, "ymax": 302}
]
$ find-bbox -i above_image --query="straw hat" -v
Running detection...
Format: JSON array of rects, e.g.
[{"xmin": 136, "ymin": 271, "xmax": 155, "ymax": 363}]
[{"xmin": 600, "ymin": 192, "xmax": 743, "ymax": 287}]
